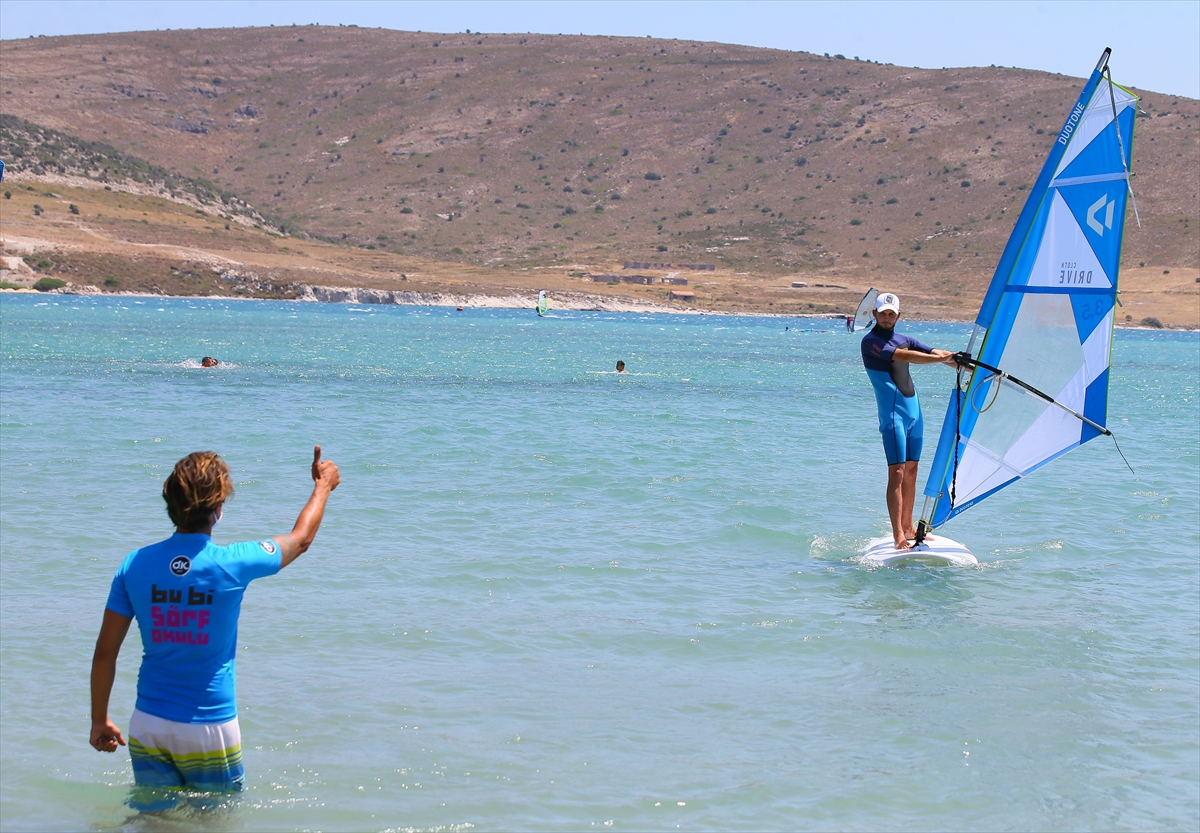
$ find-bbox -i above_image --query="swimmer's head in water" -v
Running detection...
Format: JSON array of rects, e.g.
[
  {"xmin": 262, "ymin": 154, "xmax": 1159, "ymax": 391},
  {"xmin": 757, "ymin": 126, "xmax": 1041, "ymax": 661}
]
[
  {"xmin": 201, "ymin": 356, "xmax": 218, "ymax": 367},
  {"xmin": 616, "ymin": 360, "xmax": 626, "ymax": 372},
  {"xmin": 163, "ymin": 451, "xmax": 234, "ymax": 532}
]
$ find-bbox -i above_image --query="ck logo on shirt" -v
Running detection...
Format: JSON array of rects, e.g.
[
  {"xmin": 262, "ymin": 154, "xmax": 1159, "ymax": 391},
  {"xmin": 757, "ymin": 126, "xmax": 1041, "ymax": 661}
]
[{"xmin": 169, "ymin": 556, "xmax": 191, "ymax": 576}]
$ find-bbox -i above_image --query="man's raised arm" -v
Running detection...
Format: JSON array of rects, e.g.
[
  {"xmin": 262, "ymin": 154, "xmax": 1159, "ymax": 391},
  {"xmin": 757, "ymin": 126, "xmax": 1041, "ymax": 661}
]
[{"xmin": 274, "ymin": 445, "xmax": 341, "ymax": 568}]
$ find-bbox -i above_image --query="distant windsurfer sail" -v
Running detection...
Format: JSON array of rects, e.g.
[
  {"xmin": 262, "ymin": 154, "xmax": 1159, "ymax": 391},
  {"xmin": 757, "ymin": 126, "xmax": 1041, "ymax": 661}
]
[
  {"xmin": 914, "ymin": 47, "xmax": 1138, "ymax": 545},
  {"xmin": 851, "ymin": 288, "xmax": 878, "ymax": 333},
  {"xmin": 536, "ymin": 290, "xmax": 548, "ymax": 317}
]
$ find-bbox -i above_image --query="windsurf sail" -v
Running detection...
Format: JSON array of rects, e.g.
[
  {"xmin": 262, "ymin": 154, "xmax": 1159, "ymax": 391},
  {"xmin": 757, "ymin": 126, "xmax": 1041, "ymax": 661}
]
[
  {"xmin": 536, "ymin": 290, "xmax": 548, "ymax": 316},
  {"xmin": 917, "ymin": 48, "xmax": 1137, "ymax": 537},
  {"xmin": 851, "ymin": 288, "xmax": 878, "ymax": 333}
]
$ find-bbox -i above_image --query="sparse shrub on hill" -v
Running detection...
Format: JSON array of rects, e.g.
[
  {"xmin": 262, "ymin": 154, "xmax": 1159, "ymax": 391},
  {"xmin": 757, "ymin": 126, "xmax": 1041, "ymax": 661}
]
[{"xmin": 33, "ymin": 277, "xmax": 65, "ymax": 291}]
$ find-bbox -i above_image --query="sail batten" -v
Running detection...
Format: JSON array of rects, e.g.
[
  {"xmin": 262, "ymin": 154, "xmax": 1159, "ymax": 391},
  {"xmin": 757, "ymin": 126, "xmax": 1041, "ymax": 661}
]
[{"xmin": 920, "ymin": 51, "xmax": 1137, "ymax": 532}]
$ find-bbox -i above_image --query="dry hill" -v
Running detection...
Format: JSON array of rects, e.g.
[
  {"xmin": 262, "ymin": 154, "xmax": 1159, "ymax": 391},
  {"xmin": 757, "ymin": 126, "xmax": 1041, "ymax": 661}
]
[{"xmin": 1, "ymin": 26, "xmax": 1196, "ymax": 323}]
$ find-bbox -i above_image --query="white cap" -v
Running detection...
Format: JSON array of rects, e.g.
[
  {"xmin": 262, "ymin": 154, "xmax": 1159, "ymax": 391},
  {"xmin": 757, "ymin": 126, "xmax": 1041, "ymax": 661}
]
[{"xmin": 875, "ymin": 293, "xmax": 900, "ymax": 313}]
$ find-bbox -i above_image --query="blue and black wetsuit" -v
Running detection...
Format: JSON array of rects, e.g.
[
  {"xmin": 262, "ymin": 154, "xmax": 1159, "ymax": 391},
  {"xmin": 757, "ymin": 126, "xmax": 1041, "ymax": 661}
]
[{"xmin": 861, "ymin": 325, "xmax": 933, "ymax": 466}]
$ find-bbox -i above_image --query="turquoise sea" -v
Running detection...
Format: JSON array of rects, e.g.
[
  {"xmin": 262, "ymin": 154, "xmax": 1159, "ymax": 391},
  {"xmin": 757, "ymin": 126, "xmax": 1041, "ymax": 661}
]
[{"xmin": 1, "ymin": 293, "xmax": 1197, "ymax": 832}]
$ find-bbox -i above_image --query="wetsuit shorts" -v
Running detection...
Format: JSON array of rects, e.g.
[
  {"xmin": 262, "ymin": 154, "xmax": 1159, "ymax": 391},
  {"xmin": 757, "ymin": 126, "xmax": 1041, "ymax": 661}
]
[
  {"xmin": 880, "ymin": 399, "xmax": 924, "ymax": 466},
  {"xmin": 128, "ymin": 708, "xmax": 244, "ymax": 791}
]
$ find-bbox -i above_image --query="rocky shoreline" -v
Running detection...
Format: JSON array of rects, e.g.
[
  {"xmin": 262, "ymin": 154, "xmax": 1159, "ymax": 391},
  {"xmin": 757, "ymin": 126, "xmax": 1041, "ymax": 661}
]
[
  {"xmin": 2, "ymin": 282, "xmax": 1191, "ymax": 329},
  {"xmin": 1, "ymin": 281, "xmax": 708, "ymax": 316}
]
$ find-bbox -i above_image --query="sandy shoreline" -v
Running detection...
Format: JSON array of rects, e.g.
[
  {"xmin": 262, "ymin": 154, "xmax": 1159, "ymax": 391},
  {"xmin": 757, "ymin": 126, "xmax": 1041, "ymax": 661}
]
[
  {"xmin": 0, "ymin": 282, "xmax": 802, "ymax": 318},
  {"xmin": 1, "ymin": 283, "xmax": 1192, "ymax": 330}
]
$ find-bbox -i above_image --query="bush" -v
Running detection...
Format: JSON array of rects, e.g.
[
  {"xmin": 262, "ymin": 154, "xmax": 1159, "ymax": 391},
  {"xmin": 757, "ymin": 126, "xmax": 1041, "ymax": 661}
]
[
  {"xmin": 850, "ymin": 218, "xmax": 862, "ymax": 226},
  {"xmin": 400, "ymin": 207, "xmax": 414, "ymax": 214},
  {"xmin": 69, "ymin": 204, "xmax": 80, "ymax": 214},
  {"xmin": 104, "ymin": 278, "xmax": 120, "ymax": 288},
  {"xmin": 886, "ymin": 197, "xmax": 899, "ymax": 205},
  {"xmin": 36, "ymin": 258, "xmax": 53, "ymax": 268},
  {"xmin": 1140, "ymin": 317, "xmax": 1164, "ymax": 329},
  {"xmin": 33, "ymin": 277, "xmax": 66, "ymax": 292},
  {"xmin": 794, "ymin": 157, "xmax": 807, "ymax": 167},
  {"xmin": 644, "ymin": 172, "xmax": 662, "ymax": 181},
  {"xmin": 656, "ymin": 245, "xmax": 668, "ymax": 252}
]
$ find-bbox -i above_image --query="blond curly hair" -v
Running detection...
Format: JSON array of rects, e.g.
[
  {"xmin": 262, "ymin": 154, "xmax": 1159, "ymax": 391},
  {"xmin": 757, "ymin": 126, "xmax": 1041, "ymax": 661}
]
[{"xmin": 162, "ymin": 451, "xmax": 234, "ymax": 532}]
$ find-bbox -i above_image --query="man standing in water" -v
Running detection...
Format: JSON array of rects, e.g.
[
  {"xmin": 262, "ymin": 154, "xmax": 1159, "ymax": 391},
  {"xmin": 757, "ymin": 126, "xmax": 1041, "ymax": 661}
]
[
  {"xmin": 90, "ymin": 446, "xmax": 340, "ymax": 794},
  {"xmin": 860, "ymin": 293, "xmax": 956, "ymax": 549}
]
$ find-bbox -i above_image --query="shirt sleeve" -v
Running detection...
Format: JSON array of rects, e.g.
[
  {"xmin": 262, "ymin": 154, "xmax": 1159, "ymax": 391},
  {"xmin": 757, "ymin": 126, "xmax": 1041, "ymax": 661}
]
[
  {"xmin": 222, "ymin": 540, "xmax": 283, "ymax": 585},
  {"xmin": 904, "ymin": 336, "xmax": 934, "ymax": 354},
  {"xmin": 105, "ymin": 560, "xmax": 135, "ymax": 618}
]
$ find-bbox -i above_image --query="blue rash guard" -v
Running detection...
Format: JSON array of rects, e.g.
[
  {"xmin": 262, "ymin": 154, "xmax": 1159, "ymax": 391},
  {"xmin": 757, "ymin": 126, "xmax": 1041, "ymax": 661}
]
[
  {"xmin": 861, "ymin": 325, "xmax": 934, "ymax": 466},
  {"xmin": 106, "ymin": 533, "xmax": 281, "ymax": 724}
]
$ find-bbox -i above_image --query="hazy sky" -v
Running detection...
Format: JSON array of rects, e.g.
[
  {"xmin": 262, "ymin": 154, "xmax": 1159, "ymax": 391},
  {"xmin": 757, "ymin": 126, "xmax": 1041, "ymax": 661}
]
[{"xmin": 1, "ymin": 1, "xmax": 1196, "ymax": 99}]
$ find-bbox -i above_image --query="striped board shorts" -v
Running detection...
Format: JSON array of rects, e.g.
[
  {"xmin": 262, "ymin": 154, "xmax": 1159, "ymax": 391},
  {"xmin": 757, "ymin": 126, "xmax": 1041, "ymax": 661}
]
[{"xmin": 128, "ymin": 708, "xmax": 244, "ymax": 790}]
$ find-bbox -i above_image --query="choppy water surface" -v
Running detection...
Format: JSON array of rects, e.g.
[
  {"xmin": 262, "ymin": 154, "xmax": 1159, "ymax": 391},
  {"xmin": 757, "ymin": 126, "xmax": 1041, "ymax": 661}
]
[{"xmin": 2, "ymin": 295, "xmax": 1197, "ymax": 832}]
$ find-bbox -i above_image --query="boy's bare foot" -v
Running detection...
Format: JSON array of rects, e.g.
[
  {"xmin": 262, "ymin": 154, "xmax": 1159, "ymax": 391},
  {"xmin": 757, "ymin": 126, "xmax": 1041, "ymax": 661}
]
[{"xmin": 893, "ymin": 537, "xmax": 913, "ymax": 550}]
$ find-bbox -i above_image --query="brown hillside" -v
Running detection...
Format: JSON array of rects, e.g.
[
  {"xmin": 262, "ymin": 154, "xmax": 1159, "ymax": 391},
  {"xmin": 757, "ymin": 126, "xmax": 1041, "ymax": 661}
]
[{"xmin": 1, "ymin": 26, "xmax": 1196, "ymax": 323}]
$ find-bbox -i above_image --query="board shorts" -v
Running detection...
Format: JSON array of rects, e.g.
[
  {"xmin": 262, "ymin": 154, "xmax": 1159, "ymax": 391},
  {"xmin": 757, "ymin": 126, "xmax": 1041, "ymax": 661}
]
[
  {"xmin": 881, "ymin": 407, "xmax": 924, "ymax": 466},
  {"xmin": 128, "ymin": 708, "xmax": 244, "ymax": 791}
]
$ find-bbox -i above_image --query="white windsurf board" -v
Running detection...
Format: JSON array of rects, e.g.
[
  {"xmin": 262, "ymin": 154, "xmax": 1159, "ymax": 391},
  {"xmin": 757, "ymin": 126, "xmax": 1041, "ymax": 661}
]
[{"xmin": 860, "ymin": 535, "xmax": 978, "ymax": 568}]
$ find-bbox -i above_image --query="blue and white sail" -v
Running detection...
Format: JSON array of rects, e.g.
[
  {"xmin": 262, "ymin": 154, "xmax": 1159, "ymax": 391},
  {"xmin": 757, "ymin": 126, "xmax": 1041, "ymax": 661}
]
[{"xmin": 919, "ymin": 49, "xmax": 1137, "ymax": 533}]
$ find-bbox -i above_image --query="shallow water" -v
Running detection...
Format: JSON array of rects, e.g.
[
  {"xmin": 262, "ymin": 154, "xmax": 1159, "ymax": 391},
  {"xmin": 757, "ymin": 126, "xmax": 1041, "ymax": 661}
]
[{"xmin": 1, "ymin": 295, "xmax": 1197, "ymax": 831}]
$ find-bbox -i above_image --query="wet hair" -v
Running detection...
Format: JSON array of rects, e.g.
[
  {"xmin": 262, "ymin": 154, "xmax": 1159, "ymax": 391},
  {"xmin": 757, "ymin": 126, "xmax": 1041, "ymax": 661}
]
[{"xmin": 163, "ymin": 451, "xmax": 234, "ymax": 532}]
